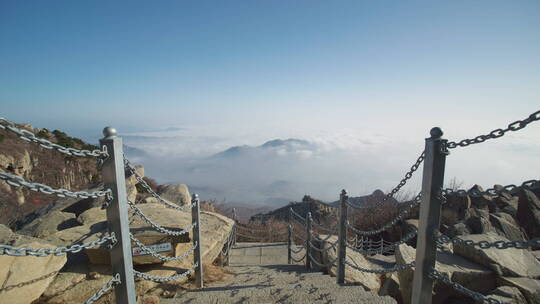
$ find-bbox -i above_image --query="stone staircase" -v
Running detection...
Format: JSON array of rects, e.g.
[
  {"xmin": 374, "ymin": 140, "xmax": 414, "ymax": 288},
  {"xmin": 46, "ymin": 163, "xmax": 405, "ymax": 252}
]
[{"xmin": 163, "ymin": 243, "xmax": 396, "ymax": 304}]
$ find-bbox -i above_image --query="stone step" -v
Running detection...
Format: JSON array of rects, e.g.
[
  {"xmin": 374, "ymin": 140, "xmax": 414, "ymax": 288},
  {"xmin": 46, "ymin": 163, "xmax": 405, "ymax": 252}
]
[{"xmin": 171, "ymin": 285, "xmax": 394, "ymax": 304}]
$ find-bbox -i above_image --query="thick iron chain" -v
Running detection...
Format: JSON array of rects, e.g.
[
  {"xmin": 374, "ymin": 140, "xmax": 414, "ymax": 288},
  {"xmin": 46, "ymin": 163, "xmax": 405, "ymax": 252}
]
[
  {"xmin": 429, "ymin": 269, "xmax": 504, "ymax": 304},
  {"xmin": 0, "ymin": 118, "xmax": 108, "ymax": 158},
  {"xmin": 83, "ymin": 273, "xmax": 121, "ymax": 304},
  {"xmin": 436, "ymin": 234, "xmax": 540, "ymax": 250},
  {"xmin": 0, "ymin": 271, "xmax": 59, "ymax": 292},
  {"xmin": 441, "ymin": 179, "xmax": 540, "ymax": 198},
  {"xmin": 345, "ymin": 260, "xmax": 414, "ymax": 274},
  {"xmin": 130, "ymin": 233, "xmax": 197, "ymax": 262},
  {"xmin": 351, "ymin": 151, "xmax": 425, "ymax": 209},
  {"xmin": 446, "ymin": 110, "xmax": 540, "ymax": 149},
  {"xmin": 133, "ymin": 263, "xmax": 197, "ymax": 282},
  {"xmin": 290, "ymin": 208, "xmax": 307, "ymax": 223},
  {"xmin": 346, "ymin": 193, "xmax": 422, "ymax": 235},
  {"xmin": 124, "ymin": 158, "xmax": 195, "ymax": 211},
  {"xmin": 0, "ymin": 233, "xmax": 116, "ymax": 257},
  {"xmin": 128, "ymin": 200, "xmax": 196, "ymax": 236},
  {"xmin": 0, "ymin": 171, "xmax": 113, "ymax": 200}
]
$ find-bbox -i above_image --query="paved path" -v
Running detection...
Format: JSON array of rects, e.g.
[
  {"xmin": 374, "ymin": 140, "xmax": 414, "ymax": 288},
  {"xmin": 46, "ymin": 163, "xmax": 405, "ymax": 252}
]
[{"xmin": 163, "ymin": 243, "xmax": 396, "ymax": 304}]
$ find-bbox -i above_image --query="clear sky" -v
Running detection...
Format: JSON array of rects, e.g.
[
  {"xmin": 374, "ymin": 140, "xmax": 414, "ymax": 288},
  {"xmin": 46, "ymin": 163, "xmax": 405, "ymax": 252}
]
[
  {"xmin": 1, "ymin": 1, "xmax": 539, "ymax": 134},
  {"xmin": 1, "ymin": 1, "xmax": 539, "ymax": 202}
]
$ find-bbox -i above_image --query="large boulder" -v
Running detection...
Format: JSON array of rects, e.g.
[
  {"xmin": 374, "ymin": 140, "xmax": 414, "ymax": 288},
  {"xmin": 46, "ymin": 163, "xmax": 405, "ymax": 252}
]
[
  {"xmin": 83, "ymin": 203, "xmax": 191, "ymax": 265},
  {"xmin": 469, "ymin": 185, "xmax": 497, "ymax": 213},
  {"xmin": 316, "ymin": 235, "xmax": 384, "ymax": 291},
  {"xmin": 486, "ymin": 286, "xmax": 527, "ymax": 304},
  {"xmin": 465, "ymin": 208, "xmax": 495, "ymax": 234},
  {"xmin": 41, "ymin": 211, "xmax": 234, "ymax": 304},
  {"xmin": 498, "ymin": 277, "xmax": 540, "ymax": 304},
  {"xmin": 157, "ymin": 184, "xmax": 191, "ymax": 206},
  {"xmin": 517, "ymin": 189, "xmax": 540, "ymax": 240},
  {"xmin": 0, "ymin": 228, "xmax": 67, "ymax": 304},
  {"xmin": 453, "ymin": 234, "xmax": 540, "ymax": 278},
  {"xmin": 395, "ymin": 244, "xmax": 495, "ymax": 304},
  {"xmin": 442, "ymin": 194, "xmax": 471, "ymax": 226},
  {"xmin": 18, "ymin": 210, "xmax": 79, "ymax": 238},
  {"xmin": 489, "ymin": 213, "xmax": 526, "ymax": 241}
]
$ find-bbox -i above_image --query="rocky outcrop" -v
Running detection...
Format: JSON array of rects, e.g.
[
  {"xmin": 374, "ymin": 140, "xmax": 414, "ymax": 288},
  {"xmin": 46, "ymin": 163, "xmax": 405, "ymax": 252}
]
[
  {"xmin": 315, "ymin": 235, "xmax": 384, "ymax": 291},
  {"xmin": 517, "ymin": 189, "xmax": 540, "ymax": 240},
  {"xmin": 0, "ymin": 226, "xmax": 67, "ymax": 304},
  {"xmin": 157, "ymin": 184, "xmax": 191, "ymax": 206},
  {"xmin": 41, "ymin": 210, "xmax": 234, "ymax": 304},
  {"xmin": 453, "ymin": 234, "xmax": 540, "ymax": 278},
  {"xmin": 395, "ymin": 244, "xmax": 496, "ymax": 304},
  {"xmin": 498, "ymin": 277, "xmax": 540, "ymax": 304},
  {"xmin": 486, "ymin": 286, "xmax": 527, "ymax": 304},
  {"xmin": 18, "ymin": 210, "xmax": 78, "ymax": 238}
]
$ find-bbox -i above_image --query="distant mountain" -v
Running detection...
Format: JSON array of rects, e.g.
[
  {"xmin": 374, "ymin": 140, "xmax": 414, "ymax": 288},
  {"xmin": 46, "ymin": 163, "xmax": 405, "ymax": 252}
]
[
  {"xmin": 123, "ymin": 145, "xmax": 149, "ymax": 159},
  {"xmin": 329, "ymin": 189, "xmax": 397, "ymax": 208},
  {"xmin": 212, "ymin": 138, "xmax": 316, "ymax": 159}
]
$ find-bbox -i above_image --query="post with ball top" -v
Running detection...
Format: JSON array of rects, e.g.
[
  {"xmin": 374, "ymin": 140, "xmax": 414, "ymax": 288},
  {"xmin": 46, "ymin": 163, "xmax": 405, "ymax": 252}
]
[
  {"xmin": 100, "ymin": 127, "xmax": 136, "ymax": 304},
  {"xmin": 411, "ymin": 127, "xmax": 447, "ymax": 304}
]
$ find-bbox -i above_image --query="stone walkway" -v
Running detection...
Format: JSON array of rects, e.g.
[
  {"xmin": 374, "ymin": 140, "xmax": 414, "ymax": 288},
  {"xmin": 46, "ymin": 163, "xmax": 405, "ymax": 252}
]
[{"xmin": 163, "ymin": 243, "xmax": 396, "ymax": 304}]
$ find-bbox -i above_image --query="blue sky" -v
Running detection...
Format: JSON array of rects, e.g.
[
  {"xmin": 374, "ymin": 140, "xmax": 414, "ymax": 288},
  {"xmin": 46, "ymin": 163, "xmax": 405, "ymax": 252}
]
[
  {"xmin": 2, "ymin": 1, "xmax": 539, "ymax": 134},
  {"xmin": 1, "ymin": 1, "xmax": 540, "ymax": 201}
]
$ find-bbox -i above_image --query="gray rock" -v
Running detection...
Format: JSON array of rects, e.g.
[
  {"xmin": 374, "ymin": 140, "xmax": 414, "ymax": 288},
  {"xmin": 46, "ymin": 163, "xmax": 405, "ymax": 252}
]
[
  {"xmin": 498, "ymin": 277, "xmax": 540, "ymax": 304},
  {"xmin": 489, "ymin": 213, "xmax": 527, "ymax": 241},
  {"xmin": 395, "ymin": 244, "xmax": 495, "ymax": 304},
  {"xmin": 157, "ymin": 184, "xmax": 191, "ymax": 206},
  {"xmin": 465, "ymin": 208, "xmax": 495, "ymax": 234},
  {"xmin": 446, "ymin": 222, "xmax": 471, "ymax": 238},
  {"xmin": 487, "ymin": 286, "xmax": 527, "ymax": 304},
  {"xmin": 442, "ymin": 194, "xmax": 471, "ymax": 226},
  {"xmin": 19, "ymin": 210, "xmax": 79, "ymax": 238},
  {"xmin": 517, "ymin": 189, "xmax": 540, "ymax": 240},
  {"xmin": 453, "ymin": 234, "xmax": 540, "ymax": 278}
]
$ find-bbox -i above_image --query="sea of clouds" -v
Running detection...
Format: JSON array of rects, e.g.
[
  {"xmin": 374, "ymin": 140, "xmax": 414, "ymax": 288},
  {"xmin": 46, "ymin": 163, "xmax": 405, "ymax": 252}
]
[{"xmin": 119, "ymin": 120, "xmax": 540, "ymax": 208}]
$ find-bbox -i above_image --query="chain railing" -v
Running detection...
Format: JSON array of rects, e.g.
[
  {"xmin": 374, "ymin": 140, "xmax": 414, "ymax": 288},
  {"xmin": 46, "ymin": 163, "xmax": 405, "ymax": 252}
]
[
  {"xmin": 445, "ymin": 110, "xmax": 540, "ymax": 149},
  {"xmin": 0, "ymin": 118, "xmax": 109, "ymax": 158},
  {"xmin": 0, "ymin": 233, "xmax": 116, "ymax": 256}
]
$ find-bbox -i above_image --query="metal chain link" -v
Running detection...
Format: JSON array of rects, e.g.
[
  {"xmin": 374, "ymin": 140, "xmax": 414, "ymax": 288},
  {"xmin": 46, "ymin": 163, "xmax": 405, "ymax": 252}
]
[
  {"xmin": 124, "ymin": 158, "xmax": 196, "ymax": 211},
  {"xmin": 128, "ymin": 200, "xmax": 196, "ymax": 236},
  {"xmin": 350, "ymin": 151, "xmax": 425, "ymax": 209},
  {"xmin": 441, "ymin": 179, "xmax": 540, "ymax": 198},
  {"xmin": 0, "ymin": 170, "xmax": 113, "ymax": 200},
  {"xmin": 446, "ymin": 110, "xmax": 540, "ymax": 149},
  {"xmin": 0, "ymin": 118, "xmax": 108, "ymax": 158},
  {"xmin": 0, "ymin": 271, "xmax": 59, "ymax": 292},
  {"xmin": 345, "ymin": 260, "xmax": 415, "ymax": 274},
  {"xmin": 436, "ymin": 234, "xmax": 540, "ymax": 250},
  {"xmin": 291, "ymin": 253, "xmax": 306, "ymax": 263},
  {"xmin": 134, "ymin": 263, "xmax": 198, "ymax": 282},
  {"xmin": 346, "ymin": 193, "xmax": 422, "ymax": 235},
  {"xmin": 0, "ymin": 233, "xmax": 116, "ymax": 257},
  {"xmin": 290, "ymin": 245, "xmax": 304, "ymax": 254},
  {"xmin": 83, "ymin": 273, "xmax": 121, "ymax": 304},
  {"xmin": 429, "ymin": 269, "xmax": 504, "ymax": 304},
  {"xmin": 130, "ymin": 233, "xmax": 197, "ymax": 262}
]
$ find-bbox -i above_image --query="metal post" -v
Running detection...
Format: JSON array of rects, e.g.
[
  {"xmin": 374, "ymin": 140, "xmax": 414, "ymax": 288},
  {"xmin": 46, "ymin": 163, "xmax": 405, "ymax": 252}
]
[
  {"xmin": 100, "ymin": 127, "xmax": 136, "ymax": 304},
  {"xmin": 306, "ymin": 212, "xmax": 312, "ymax": 270},
  {"xmin": 192, "ymin": 194, "xmax": 204, "ymax": 288},
  {"xmin": 411, "ymin": 128, "xmax": 447, "ymax": 304},
  {"xmin": 337, "ymin": 189, "xmax": 348, "ymax": 284},
  {"xmin": 287, "ymin": 224, "xmax": 292, "ymax": 264},
  {"xmin": 232, "ymin": 208, "xmax": 237, "ymax": 246}
]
